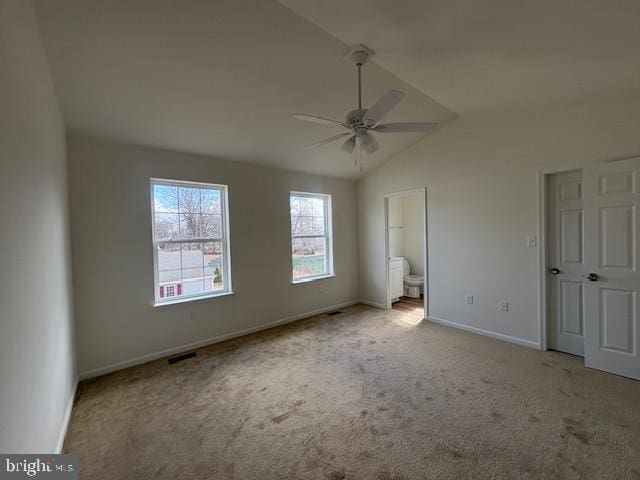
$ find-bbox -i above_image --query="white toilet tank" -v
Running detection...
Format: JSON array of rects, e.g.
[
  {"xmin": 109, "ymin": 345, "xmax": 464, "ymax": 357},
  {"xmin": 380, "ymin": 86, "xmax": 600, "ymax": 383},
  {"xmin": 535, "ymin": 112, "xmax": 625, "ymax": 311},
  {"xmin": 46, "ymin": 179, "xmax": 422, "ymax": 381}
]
[{"xmin": 402, "ymin": 258, "xmax": 410, "ymax": 276}]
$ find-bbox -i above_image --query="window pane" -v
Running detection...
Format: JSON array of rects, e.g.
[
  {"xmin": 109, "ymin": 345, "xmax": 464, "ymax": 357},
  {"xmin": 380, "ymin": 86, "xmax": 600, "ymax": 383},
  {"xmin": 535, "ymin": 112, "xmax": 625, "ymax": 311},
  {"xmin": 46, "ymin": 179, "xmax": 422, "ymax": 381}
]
[
  {"xmin": 292, "ymin": 237, "xmax": 304, "ymax": 256},
  {"xmin": 179, "ymin": 213, "xmax": 204, "ymax": 238},
  {"xmin": 182, "ymin": 266, "xmax": 204, "ymax": 282},
  {"xmin": 202, "ymin": 188, "xmax": 222, "ymax": 214},
  {"xmin": 204, "ymin": 264, "xmax": 224, "ymax": 292},
  {"xmin": 157, "ymin": 242, "xmax": 181, "ymax": 271},
  {"xmin": 292, "ymin": 255, "xmax": 326, "ymax": 279},
  {"xmin": 299, "ymin": 196, "xmax": 313, "ymax": 215},
  {"xmin": 316, "ymin": 237, "xmax": 328, "ymax": 273},
  {"xmin": 153, "ymin": 180, "xmax": 230, "ymax": 303},
  {"xmin": 178, "ymin": 187, "xmax": 201, "ymax": 214},
  {"xmin": 201, "ymin": 214, "xmax": 222, "ymax": 238},
  {"xmin": 182, "ymin": 242, "xmax": 204, "ymax": 268},
  {"xmin": 314, "ymin": 237, "xmax": 326, "ymax": 256},
  {"xmin": 158, "ymin": 269, "xmax": 181, "ymax": 283},
  {"xmin": 181, "ymin": 267, "xmax": 204, "ymax": 280},
  {"xmin": 182, "ymin": 270, "xmax": 205, "ymax": 296},
  {"xmin": 204, "ymin": 241, "xmax": 224, "ymax": 292},
  {"xmin": 154, "ymin": 213, "xmax": 179, "ymax": 240},
  {"xmin": 154, "ymin": 185, "xmax": 178, "ymax": 213},
  {"xmin": 204, "ymin": 240, "xmax": 223, "ymax": 256},
  {"xmin": 290, "ymin": 192, "xmax": 331, "ymax": 281},
  {"xmin": 291, "ymin": 215, "xmax": 302, "ymax": 236},
  {"xmin": 296, "ymin": 216, "xmax": 313, "ymax": 235},
  {"xmin": 313, "ymin": 216, "xmax": 325, "ymax": 235},
  {"xmin": 290, "ymin": 196, "xmax": 301, "ymax": 217},
  {"xmin": 312, "ymin": 197, "xmax": 324, "ymax": 217},
  {"xmin": 303, "ymin": 237, "xmax": 315, "ymax": 255},
  {"xmin": 292, "ymin": 236, "xmax": 326, "ymax": 279}
]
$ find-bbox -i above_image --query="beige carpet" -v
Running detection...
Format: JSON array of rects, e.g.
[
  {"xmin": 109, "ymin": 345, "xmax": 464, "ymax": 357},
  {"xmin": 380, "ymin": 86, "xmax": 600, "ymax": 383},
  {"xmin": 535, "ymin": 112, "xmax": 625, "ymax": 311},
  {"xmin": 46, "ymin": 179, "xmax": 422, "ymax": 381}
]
[{"xmin": 65, "ymin": 305, "xmax": 640, "ymax": 479}]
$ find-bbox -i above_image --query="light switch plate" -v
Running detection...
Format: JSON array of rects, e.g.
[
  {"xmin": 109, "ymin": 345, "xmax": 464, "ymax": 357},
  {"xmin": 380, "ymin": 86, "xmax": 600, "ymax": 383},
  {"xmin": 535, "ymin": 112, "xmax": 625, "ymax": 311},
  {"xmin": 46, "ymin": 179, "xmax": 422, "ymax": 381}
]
[
  {"xmin": 499, "ymin": 300, "xmax": 509, "ymax": 311},
  {"xmin": 465, "ymin": 294, "xmax": 473, "ymax": 304},
  {"xmin": 527, "ymin": 235, "xmax": 537, "ymax": 247}
]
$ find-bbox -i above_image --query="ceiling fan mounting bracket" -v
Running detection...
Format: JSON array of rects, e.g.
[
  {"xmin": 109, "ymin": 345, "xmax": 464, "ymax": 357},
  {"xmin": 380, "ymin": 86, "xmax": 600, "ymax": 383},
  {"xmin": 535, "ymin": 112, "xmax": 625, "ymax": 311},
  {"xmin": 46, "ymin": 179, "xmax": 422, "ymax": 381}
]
[{"xmin": 345, "ymin": 44, "xmax": 375, "ymax": 67}]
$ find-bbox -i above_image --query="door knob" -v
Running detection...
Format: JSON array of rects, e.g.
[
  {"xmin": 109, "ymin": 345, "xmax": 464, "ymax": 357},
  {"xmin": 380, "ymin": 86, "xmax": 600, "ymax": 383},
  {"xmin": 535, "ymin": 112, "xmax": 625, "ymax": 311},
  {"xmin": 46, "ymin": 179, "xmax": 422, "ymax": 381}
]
[
  {"xmin": 586, "ymin": 273, "xmax": 599, "ymax": 282},
  {"xmin": 549, "ymin": 268, "xmax": 560, "ymax": 275}
]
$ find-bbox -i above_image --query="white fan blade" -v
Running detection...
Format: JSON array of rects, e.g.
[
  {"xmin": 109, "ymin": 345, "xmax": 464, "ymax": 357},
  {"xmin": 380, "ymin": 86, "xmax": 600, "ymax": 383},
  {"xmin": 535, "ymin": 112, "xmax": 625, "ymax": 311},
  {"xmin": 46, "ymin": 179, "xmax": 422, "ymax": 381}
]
[
  {"xmin": 363, "ymin": 89, "xmax": 405, "ymax": 126},
  {"xmin": 293, "ymin": 113, "xmax": 347, "ymax": 127},
  {"xmin": 341, "ymin": 135, "xmax": 356, "ymax": 154},
  {"xmin": 361, "ymin": 133, "xmax": 379, "ymax": 155},
  {"xmin": 305, "ymin": 132, "xmax": 351, "ymax": 149},
  {"xmin": 373, "ymin": 122, "xmax": 437, "ymax": 133}
]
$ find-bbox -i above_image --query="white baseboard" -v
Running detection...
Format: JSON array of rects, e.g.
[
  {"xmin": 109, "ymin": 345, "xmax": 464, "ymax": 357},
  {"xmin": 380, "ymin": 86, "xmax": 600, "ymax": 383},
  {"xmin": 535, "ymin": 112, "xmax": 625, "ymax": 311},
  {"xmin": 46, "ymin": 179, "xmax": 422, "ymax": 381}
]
[
  {"xmin": 358, "ymin": 299, "xmax": 387, "ymax": 309},
  {"xmin": 79, "ymin": 300, "xmax": 360, "ymax": 380},
  {"xmin": 55, "ymin": 377, "xmax": 78, "ymax": 453},
  {"xmin": 427, "ymin": 315, "xmax": 540, "ymax": 349}
]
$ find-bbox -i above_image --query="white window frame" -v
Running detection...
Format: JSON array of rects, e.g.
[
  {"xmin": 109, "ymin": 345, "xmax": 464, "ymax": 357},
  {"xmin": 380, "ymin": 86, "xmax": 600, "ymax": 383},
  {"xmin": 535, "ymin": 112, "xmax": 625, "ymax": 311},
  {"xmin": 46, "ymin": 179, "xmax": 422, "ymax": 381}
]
[
  {"xmin": 289, "ymin": 191, "xmax": 334, "ymax": 284},
  {"xmin": 151, "ymin": 178, "xmax": 233, "ymax": 306}
]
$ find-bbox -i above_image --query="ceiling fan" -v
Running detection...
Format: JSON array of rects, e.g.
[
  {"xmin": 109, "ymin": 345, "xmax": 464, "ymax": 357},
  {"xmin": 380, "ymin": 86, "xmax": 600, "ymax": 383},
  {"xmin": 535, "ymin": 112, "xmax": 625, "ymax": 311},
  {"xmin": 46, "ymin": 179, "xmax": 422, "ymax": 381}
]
[{"xmin": 293, "ymin": 44, "xmax": 437, "ymax": 171}]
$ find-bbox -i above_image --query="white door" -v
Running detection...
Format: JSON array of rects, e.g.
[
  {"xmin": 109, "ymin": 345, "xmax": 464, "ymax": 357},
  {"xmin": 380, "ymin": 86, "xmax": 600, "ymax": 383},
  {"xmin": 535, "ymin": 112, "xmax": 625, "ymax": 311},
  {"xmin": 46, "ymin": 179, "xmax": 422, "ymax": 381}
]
[
  {"xmin": 548, "ymin": 171, "xmax": 585, "ymax": 356},
  {"xmin": 583, "ymin": 158, "xmax": 640, "ymax": 380}
]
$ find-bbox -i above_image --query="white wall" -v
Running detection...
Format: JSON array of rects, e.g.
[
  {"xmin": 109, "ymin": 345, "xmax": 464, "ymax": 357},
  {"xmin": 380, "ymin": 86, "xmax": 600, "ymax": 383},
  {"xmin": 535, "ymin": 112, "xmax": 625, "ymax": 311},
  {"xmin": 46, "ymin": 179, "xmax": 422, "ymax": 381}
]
[
  {"xmin": 386, "ymin": 194, "xmax": 423, "ymax": 277},
  {"xmin": 358, "ymin": 101, "xmax": 640, "ymax": 345},
  {"xmin": 401, "ymin": 195, "xmax": 424, "ymax": 277},
  {"xmin": 0, "ymin": 0, "xmax": 76, "ymax": 453},
  {"xmin": 387, "ymin": 196, "xmax": 403, "ymax": 258},
  {"xmin": 68, "ymin": 136, "xmax": 359, "ymax": 376}
]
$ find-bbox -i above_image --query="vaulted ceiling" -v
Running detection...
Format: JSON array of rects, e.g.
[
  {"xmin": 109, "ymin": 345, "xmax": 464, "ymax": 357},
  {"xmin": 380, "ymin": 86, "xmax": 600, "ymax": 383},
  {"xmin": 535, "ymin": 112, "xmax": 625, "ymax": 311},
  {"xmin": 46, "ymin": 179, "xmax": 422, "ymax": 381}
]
[
  {"xmin": 33, "ymin": 0, "xmax": 454, "ymax": 179},
  {"xmin": 281, "ymin": 0, "xmax": 640, "ymax": 113},
  {"xmin": 34, "ymin": 1, "xmax": 640, "ymax": 179}
]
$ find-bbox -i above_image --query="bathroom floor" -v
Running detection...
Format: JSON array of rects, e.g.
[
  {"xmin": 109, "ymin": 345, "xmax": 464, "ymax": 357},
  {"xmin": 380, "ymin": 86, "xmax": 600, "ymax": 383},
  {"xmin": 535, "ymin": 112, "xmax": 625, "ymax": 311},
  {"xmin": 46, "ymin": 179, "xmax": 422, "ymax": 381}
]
[{"xmin": 392, "ymin": 296, "xmax": 424, "ymax": 322}]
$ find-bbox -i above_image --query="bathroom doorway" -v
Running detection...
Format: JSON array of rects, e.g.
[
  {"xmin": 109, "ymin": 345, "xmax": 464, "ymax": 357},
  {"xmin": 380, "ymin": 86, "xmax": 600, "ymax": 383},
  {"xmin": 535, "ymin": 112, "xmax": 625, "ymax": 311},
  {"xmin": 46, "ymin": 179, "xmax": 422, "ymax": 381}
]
[{"xmin": 384, "ymin": 189, "xmax": 428, "ymax": 321}]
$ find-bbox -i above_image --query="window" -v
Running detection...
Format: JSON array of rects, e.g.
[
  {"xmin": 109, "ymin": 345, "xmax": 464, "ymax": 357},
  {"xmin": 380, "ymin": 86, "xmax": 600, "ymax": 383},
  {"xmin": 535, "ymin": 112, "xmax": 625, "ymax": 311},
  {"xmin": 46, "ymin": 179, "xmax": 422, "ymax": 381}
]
[
  {"xmin": 151, "ymin": 179, "xmax": 232, "ymax": 305},
  {"xmin": 290, "ymin": 192, "xmax": 333, "ymax": 282}
]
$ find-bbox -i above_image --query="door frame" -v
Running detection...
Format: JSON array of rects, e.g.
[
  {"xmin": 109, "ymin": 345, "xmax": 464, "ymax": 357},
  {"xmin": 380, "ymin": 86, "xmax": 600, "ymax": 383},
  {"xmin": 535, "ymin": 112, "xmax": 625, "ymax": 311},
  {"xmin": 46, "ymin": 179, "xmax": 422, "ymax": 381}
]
[
  {"xmin": 538, "ymin": 167, "xmax": 583, "ymax": 352},
  {"xmin": 383, "ymin": 188, "xmax": 429, "ymax": 319},
  {"xmin": 537, "ymin": 156, "xmax": 640, "ymax": 351}
]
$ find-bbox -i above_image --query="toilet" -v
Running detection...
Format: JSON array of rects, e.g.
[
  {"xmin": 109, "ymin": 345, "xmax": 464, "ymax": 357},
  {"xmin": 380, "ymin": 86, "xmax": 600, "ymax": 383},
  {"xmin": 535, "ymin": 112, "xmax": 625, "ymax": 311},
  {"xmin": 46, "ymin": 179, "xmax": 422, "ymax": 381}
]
[{"xmin": 402, "ymin": 258, "xmax": 424, "ymax": 298}]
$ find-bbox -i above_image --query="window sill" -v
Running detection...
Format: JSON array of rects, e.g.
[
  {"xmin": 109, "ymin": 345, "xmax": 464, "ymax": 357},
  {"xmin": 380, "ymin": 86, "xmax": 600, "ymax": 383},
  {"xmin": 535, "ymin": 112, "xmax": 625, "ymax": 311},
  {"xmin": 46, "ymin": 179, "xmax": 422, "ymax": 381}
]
[
  {"xmin": 153, "ymin": 291, "xmax": 234, "ymax": 307},
  {"xmin": 291, "ymin": 274, "xmax": 335, "ymax": 285}
]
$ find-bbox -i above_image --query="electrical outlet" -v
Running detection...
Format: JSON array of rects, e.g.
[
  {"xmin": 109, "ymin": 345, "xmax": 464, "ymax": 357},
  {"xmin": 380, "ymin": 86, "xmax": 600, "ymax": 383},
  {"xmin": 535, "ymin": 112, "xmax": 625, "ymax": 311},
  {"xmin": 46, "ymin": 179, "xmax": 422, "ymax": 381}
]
[
  {"xmin": 465, "ymin": 294, "xmax": 473, "ymax": 304},
  {"xmin": 499, "ymin": 301, "xmax": 509, "ymax": 311}
]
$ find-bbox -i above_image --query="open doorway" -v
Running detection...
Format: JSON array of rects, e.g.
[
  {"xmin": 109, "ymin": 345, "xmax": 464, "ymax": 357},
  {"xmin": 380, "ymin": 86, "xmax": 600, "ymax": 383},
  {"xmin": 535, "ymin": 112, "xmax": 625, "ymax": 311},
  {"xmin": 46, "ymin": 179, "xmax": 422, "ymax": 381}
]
[{"xmin": 384, "ymin": 189, "xmax": 428, "ymax": 322}]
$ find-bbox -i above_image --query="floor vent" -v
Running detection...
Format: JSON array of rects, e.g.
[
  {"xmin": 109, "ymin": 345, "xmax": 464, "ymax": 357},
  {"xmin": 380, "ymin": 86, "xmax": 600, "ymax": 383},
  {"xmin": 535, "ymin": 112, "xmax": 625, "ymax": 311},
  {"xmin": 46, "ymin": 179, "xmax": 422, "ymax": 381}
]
[
  {"xmin": 168, "ymin": 352, "xmax": 197, "ymax": 364},
  {"xmin": 326, "ymin": 310, "xmax": 342, "ymax": 316}
]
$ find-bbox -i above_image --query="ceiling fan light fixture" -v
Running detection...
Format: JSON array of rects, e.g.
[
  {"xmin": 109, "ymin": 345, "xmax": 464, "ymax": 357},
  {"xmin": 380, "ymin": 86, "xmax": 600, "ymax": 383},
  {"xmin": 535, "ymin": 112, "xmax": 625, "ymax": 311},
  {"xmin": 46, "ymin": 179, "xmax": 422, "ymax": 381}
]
[
  {"xmin": 340, "ymin": 135, "xmax": 356, "ymax": 154},
  {"xmin": 362, "ymin": 133, "xmax": 379, "ymax": 155},
  {"xmin": 292, "ymin": 43, "xmax": 438, "ymax": 173}
]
